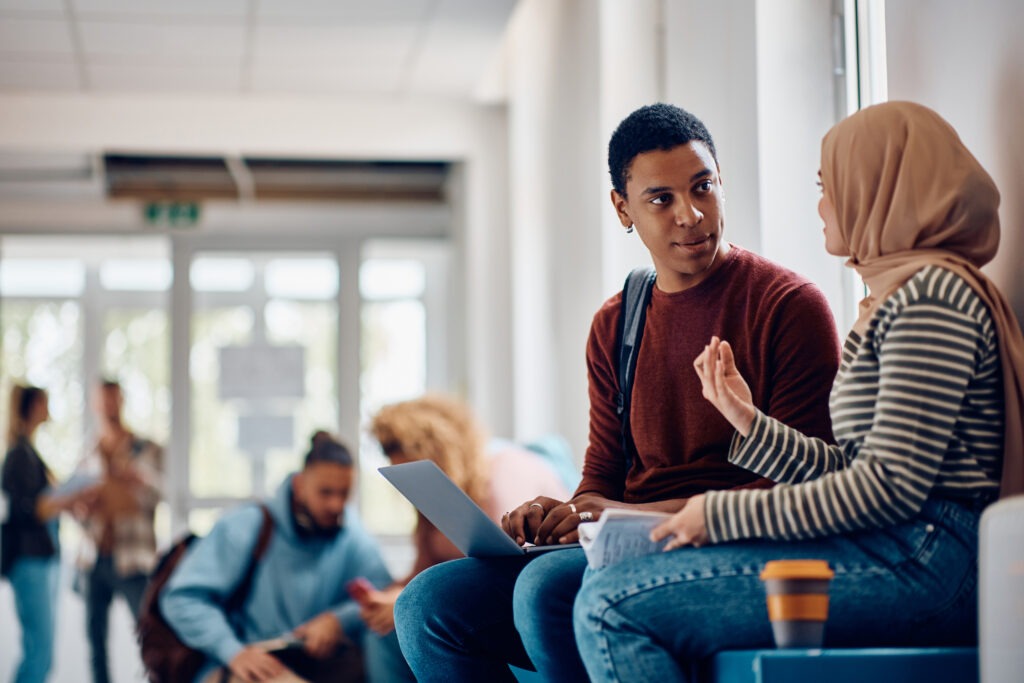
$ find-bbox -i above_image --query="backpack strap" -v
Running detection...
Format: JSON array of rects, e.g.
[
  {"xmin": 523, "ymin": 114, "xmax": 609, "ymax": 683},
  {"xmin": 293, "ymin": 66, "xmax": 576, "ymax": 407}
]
[
  {"xmin": 616, "ymin": 266, "xmax": 657, "ymax": 478},
  {"xmin": 225, "ymin": 505, "xmax": 274, "ymax": 612}
]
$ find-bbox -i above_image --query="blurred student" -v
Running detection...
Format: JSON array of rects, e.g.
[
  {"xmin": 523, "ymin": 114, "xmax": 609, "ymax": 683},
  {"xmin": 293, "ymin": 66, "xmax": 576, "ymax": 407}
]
[
  {"xmin": 74, "ymin": 379, "xmax": 164, "ymax": 683},
  {"xmin": 2, "ymin": 385, "xmax": 95, "ymax": 683},
  {"xmin": 361, "ymin": 394, "xmax": 571, "ymax": 637},
  {"xmin": 161, "ymin": 432, "xmax": 412, "ymax": 683}
]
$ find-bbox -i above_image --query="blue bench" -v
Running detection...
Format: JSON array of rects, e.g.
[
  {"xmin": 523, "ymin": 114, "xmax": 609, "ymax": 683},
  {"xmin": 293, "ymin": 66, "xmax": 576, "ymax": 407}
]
[{"xmin": 710, "ymin": 647, "xmax": 978, "ymax": 683}]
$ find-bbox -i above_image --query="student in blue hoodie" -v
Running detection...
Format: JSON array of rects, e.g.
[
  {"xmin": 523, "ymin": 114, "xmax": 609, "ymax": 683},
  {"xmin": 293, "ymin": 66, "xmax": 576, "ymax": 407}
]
[{"xmin": 161, "ymin": 432, "xmax": 413, "ymax": 683}]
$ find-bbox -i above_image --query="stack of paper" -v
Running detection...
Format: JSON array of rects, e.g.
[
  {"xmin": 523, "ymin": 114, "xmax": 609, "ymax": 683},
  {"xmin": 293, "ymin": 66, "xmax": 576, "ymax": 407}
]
[{"xmin": 578, "ymin": 508, "xmax": 672, "ymax": 569}]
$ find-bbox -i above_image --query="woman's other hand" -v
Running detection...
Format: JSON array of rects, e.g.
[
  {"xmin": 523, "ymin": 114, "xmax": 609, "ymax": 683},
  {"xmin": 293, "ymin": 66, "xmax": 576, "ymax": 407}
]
[
  {"xmin": 693, "ymin": 337, "xmax": 756, "ymax": 436},
  {"xmin": 650, "ymin": 494, "xmax": 707, "ymax": 550}
]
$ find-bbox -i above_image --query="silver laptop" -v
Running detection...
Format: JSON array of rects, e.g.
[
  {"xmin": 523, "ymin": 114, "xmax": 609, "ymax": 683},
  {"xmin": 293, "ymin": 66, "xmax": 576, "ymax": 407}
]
[{"xmin": 378, "ymin": 460, "xmax": 580, "ymax": 557}]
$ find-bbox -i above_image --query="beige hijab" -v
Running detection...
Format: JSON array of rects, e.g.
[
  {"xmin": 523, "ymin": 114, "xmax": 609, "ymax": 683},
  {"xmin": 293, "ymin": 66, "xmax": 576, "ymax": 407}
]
[{"xmin": 821, "ymin": 100, "xmax": 1024, "ymax": 499}]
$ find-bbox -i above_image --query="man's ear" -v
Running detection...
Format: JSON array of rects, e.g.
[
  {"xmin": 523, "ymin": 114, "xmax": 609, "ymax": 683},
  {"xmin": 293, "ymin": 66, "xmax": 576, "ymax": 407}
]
[{"xmin": 611, "ymin": 189, "xmax": 633, "ymax": 228}]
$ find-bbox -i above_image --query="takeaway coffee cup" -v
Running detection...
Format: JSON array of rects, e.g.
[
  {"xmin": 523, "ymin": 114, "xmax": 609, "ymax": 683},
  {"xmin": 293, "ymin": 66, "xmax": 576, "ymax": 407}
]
[{"xmin": 760, "ymin": 559, "xmax": 835, "ymax": 648}]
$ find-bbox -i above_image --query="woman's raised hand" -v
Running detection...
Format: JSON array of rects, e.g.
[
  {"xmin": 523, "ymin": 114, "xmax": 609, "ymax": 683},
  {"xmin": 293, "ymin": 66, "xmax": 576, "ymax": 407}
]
[{"xmin": 693, "ymin": 337, "xmax": 756, "ymax": 437}]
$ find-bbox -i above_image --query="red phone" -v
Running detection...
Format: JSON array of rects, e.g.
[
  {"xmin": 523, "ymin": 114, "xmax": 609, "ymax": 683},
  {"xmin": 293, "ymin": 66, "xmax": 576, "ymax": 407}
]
[{"xmin": 346, "ymin": 577, "xmax": 375, "ymax": 606}]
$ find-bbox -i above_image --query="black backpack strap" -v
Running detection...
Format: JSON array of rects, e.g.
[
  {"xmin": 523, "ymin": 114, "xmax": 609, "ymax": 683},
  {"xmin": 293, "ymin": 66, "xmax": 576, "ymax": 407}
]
[
  {"xmin": 616, "ymin": 266, "xmax": 657, "ymax": 478},
  {"xmin": 226, "ymin": 504, "xmax": 274, "ymax": 612}
]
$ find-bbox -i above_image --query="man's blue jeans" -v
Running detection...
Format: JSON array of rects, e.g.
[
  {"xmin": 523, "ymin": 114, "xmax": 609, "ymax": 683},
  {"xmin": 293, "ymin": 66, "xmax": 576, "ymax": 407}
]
[
  {"xmin": 83, "ymin": 555, "xmax": 149, "ymax": 683},
  {"xmin": 394, "ymin": 548, "xmax": 590, "ymax": 682},
  {"xmin": 574, "ymin": 497, "xmax": 980, "ymax": 683},
  {"xmin": 9, "ymin": 556, "xmax": 60, "ymax": 683}
]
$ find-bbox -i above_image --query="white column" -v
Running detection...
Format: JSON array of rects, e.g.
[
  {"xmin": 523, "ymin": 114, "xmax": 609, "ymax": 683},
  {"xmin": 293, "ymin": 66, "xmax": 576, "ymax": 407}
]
[{"xmin": 598, "ymin": 0, "xmax": 665, "ymax": 298}]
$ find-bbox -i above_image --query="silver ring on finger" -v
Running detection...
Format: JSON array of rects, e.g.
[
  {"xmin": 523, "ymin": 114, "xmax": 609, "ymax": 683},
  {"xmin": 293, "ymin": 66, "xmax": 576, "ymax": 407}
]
[
  {"xmin": 568, "ymin": 503, "xmax": 577, "ymax": 514},
  {"xmin": 529, "ymin": 503, "xmax": 544, "ymax": 511},
  {"xmin": 578, "ymin": 511, "xmax": 594, "ymax": 522}
]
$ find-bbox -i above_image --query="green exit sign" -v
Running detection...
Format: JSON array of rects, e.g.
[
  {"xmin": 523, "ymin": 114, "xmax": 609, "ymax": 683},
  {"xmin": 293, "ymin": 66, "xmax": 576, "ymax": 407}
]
[{"xmin": 144, "ymin": 201, "xmax": 201, "ymax": 227}]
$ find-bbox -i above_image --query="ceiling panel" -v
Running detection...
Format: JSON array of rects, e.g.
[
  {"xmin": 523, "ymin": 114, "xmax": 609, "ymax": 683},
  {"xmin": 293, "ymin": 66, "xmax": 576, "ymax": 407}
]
[
  {"xmin": 0, "ymin": 0, "xmax": 518, "ymax": 98},
  {"xmin": 0, "ymin": 0, "xmax": 63, "ymax": 12},
  {"xmin": 0, "ymin": 60, "xmax": 79, "ymax": 90},
  {"xmin": 72, "ymin": 0, "xmax": 246, "ymax": 18},
  {"xmin": 257, "ymin": 0, "xmax": 432, "ymax": 23},
  {"xmin": 89, "ymin": 63, "xmax": 239, "ymax": 92},
  {"xmin": 250, "ymin": 64, "xmax": 404, "ymax": 95},
  {"xmin": 252, "ymin": 23, "xmax": 416, "ymax": 67},
  {"xmin": 410, "ymin": 29, "xmax": 502, "ymax": 95},
  {"xmin": 0, "ymin": 17, "xmax": 74, "ymax": 55},
  {"xmin": 79, "ymin": 21, "xmax": 245, "ymax": 62}
]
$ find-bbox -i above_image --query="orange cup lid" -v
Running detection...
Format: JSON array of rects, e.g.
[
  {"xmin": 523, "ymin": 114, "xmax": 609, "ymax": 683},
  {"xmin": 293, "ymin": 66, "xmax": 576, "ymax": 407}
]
[{"xmin": 760, "ymin": 559, "xmax": 834, "ymax": 581}]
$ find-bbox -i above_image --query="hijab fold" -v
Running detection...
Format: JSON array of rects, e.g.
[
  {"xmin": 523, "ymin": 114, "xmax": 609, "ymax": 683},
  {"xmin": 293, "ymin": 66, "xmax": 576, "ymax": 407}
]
[{"xmin": 821, "ymin": 101, "xmax": 1024, "ymax": 499}]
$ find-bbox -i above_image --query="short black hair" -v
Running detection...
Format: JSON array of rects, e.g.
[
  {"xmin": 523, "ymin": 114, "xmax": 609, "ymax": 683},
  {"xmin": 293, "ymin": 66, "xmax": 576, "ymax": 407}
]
[
  {"xmin": 608, "ymin": 103, "xmax": 718, "ymax": 197},
  {"xmin": 304, "ymin": 430, "xmax": 354, "ymax": 468}
]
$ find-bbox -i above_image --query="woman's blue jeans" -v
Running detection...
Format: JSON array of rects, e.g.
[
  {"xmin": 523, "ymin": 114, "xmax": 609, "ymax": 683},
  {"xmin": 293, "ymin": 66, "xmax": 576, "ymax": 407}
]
[
  {"xmin": 8, "ymin": 556, "xmax": 60, "ymax": 683},
  {"xmin": 573, "ymin": 497, "xmax": 980, "ymax": 683}
]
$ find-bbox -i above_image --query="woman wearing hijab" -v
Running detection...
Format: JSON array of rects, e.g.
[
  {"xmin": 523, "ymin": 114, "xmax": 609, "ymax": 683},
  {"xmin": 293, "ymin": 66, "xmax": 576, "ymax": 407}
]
[{"xmin": 572, "ymin": 101, "xmax": 1024, "ymax": 682}]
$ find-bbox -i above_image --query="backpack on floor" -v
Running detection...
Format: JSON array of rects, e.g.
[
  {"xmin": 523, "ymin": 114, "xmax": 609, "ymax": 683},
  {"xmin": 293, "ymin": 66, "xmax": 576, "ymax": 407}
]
[
  {"xmin": 616, "ymin": 266, "xmax": 657, "ymax": 475},
  {"xmin": 136, "ymin": 505, "xmax": 274, "ymax": 683}
]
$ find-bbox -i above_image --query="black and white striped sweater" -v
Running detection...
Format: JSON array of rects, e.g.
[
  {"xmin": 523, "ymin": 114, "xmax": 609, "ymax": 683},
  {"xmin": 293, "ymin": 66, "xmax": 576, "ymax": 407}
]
[{"xmin": 706, "ymin": 265, "xmax": 1003, "ymax": 543}]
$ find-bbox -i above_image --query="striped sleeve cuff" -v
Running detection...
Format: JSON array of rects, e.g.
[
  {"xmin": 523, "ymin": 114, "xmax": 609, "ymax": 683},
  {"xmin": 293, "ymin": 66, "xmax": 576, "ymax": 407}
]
[{"xmin": 727, "ymin": 410, "xmax": 774, "ymax": 471}]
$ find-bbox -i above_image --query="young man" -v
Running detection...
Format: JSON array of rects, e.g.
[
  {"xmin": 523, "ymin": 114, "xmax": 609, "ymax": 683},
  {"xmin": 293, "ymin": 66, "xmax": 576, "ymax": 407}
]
[
  {"xmin": 394, "ymin": 103, "xmax": 842, "ymax": 682},
  {"xmin": 75, "ymin": 379, "xmax": 164, "ymax": 683},
  {"xmin": 161, "ymin": 433, "xmax": 414, "ymax": 683}
]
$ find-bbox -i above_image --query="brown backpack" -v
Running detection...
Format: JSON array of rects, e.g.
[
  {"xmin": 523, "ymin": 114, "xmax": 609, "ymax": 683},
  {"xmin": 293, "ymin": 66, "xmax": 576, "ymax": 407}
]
[{"xmin": 136, "ymin": 505, "xmax": 274, "ymax": 683}]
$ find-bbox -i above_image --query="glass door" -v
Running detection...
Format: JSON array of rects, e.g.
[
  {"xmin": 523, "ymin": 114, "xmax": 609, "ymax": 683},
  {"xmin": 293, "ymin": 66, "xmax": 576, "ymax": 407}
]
[{"xmin": 185, "ymin": 251, "xmax": 340, "ymax": 534}]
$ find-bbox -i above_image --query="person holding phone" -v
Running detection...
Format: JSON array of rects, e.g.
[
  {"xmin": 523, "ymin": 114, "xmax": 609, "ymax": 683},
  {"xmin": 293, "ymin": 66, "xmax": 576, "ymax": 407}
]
[{"xmin": 160, "ymin": 432, "xmax": 414, "ymax": 683}]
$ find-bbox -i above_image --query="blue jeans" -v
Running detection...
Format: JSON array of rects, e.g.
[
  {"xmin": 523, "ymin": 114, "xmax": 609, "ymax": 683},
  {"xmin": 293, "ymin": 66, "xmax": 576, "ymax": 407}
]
[
  {"xmin": 574, "ymin": 497, "xmax": 980, "ymax": 683},
  {"xmin": 9, "ymin": 556, "xmax": 60, "ymax": 683},
  {"xmin": 83, "ymin": 555, "xmax": 149, "ymax": 683},
  {"xmin": 394, "ymin": 549, "xmax": 590, "ymax": 682},
  {"xmin": 344, "ymin": 613, "xmax": 417, "ymax": 683}
]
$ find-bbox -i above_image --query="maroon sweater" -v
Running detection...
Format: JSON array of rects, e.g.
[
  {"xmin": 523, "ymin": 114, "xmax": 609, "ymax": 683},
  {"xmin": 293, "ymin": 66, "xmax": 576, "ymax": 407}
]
[{"xmin": 577, "ymin": 245, "xmax": 840, "ymax": 504}]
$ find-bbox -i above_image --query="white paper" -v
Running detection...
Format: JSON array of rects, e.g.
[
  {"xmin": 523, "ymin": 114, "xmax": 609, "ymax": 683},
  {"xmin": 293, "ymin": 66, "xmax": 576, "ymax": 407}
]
[
  {"xmin": 578, "ymin": 508, "xmax": 672, "ymax": 570},
  {"xmin": 46, "ymin": 470, "xmax": 101, "ymax": 500}
]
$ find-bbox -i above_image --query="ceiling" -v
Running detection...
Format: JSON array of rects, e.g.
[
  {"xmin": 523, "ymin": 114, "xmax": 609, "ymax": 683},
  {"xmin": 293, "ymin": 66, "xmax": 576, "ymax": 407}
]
[{"xmin": 0, "ymin": 0, "xmax": 517, "ymax": 98}]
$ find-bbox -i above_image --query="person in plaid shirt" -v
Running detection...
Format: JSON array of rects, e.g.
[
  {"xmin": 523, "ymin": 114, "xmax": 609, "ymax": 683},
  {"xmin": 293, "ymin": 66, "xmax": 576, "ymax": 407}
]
[{"xmin": 74, "ymin": 379, "xmax": 164, "ymax": 683}]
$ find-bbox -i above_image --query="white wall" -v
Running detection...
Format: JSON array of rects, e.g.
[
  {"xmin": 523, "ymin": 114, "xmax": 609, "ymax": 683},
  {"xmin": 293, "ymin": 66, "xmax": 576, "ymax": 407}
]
[
  {"xmin": 664, "ymin": 0, "xmax": 763, "ymax": 255},
  {"xmin": 884, "ymin": 0, "xmax": 1024, "ymax": 323},
  {"xmin": 498, "ymin": 0, "xmax": 856, "ymax": 452},
  {"xmin": 755, "ymin": 0, "xmax": 852, "ymax": 330},
  {"xmin": 503, "ymin": 0, "xmax": 607, "ymax": 453}
]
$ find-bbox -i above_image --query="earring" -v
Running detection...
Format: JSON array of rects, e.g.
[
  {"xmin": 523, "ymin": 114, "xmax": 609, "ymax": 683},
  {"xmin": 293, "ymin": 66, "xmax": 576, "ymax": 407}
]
[{"xmin": 626, "ymin": 224, "xmax": 635, "ymax": 234}]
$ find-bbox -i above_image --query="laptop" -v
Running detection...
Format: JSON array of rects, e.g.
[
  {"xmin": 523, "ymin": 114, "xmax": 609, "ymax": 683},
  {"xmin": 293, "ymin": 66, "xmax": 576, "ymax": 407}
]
[{"xmin": 378, "ymin": 460, "xmax": 580, "ymax": 557}]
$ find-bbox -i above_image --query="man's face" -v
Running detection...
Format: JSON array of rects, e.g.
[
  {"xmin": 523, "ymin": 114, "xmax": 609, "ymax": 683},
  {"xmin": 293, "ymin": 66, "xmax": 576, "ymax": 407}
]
[
  {"xmin": 611, "ymin": 141, "xmax": 728, "ymax": 293},
  {"xmin": 96, "ymin": 385, "xmax": 123, "ymax": 423},
  {"xmin": 292, "ymin": 462, "xmax": 354, "ymax": 533}
]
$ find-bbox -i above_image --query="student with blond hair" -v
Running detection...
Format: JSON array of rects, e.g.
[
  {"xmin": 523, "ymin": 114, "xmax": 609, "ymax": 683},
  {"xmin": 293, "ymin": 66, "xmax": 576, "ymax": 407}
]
[{"xmin": 362, "ymin": 394, "xmax": 570, "ymax": 638}]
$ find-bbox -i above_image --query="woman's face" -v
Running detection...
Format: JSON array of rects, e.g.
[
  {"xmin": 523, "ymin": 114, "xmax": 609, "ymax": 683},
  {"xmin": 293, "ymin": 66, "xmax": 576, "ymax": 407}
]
[
  {"xmin": 29, "ymin": 393, "xmax": 49, "ymax": 429},
  {"xmin": 817, "ymin": 184, "xmax": 848, "ymax": 257}
]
